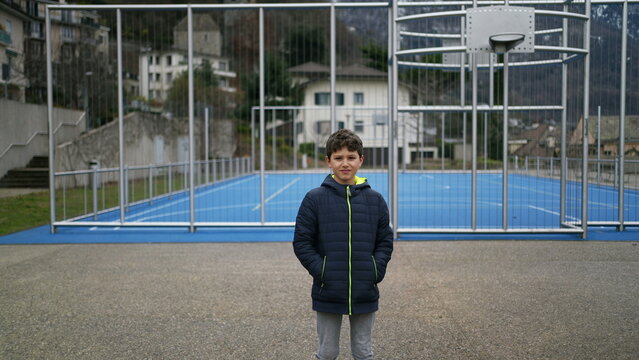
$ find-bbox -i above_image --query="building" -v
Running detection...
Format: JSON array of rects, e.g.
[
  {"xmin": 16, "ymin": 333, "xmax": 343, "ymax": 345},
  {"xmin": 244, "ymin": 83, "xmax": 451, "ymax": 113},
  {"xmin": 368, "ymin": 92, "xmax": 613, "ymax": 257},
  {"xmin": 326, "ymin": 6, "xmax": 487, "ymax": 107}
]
[
  {"xmin": 288, "ymin": 62, "xmax": 423, "ymax": 166},
  {"xmin": 139, "ymin": 13, "xmax": 236, "ymax": 102},
  {"xmin": 0, "ymin": 0, "xmax": 110, "ymax": 104},
  {"xmin": 509, "ymin": 122, "xmax": 560, "ymax": 158},
  {"xmin": 1, "ymin": 0, "xmax": 31, "ymax": 101},
  {"xmin": 570, "ymin": 114, "xmax": 639, "ymax": 158}
]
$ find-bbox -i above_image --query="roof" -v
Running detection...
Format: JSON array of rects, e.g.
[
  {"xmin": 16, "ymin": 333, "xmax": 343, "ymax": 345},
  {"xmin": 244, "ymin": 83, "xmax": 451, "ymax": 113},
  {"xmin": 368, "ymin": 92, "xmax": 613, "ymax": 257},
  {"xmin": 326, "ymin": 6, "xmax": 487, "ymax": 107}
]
[
  {"xmin": 587, "ymin": 115, "xmax": 639, "ymax": 141},
  {"xmin": 571, "ymin": 115, "xmax": 639, "ymax": 145},
  {"xmin": 288, "ymin": 62, "xmax": 387, "ymax": 78},
  {"xmin": 174, "ymin": 13, "xmax": 220, "ymax": 32}
]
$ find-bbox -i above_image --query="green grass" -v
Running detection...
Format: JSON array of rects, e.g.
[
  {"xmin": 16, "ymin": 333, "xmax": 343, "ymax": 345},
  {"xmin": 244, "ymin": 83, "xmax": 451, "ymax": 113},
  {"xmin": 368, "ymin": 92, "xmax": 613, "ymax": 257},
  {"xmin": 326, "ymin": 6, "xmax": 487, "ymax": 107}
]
[
  {"xmin": 0, "ymin": 191, "xmax": 50, "ymax": 236},
  {"xmin": 0, "ymin": 175, "xmax": 194, "ymax": 236}
]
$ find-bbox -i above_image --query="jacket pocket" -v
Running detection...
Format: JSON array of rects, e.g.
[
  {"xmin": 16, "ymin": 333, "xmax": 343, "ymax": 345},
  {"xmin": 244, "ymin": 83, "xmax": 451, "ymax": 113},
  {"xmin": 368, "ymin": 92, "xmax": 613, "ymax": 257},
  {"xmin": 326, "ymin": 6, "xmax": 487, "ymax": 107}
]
[
  {"xmin": 319, "ymin": 256, "xmax": 327, "ymax": 293},
  {"xmin": 372, "ymin": 256, "xmax": 379, "ymax": 283}
]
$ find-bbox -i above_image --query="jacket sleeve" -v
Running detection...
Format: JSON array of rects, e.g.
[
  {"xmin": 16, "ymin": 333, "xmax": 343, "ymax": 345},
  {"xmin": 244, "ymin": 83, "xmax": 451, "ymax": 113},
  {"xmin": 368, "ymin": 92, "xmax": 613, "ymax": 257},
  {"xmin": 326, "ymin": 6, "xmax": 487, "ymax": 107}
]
[
  {"xmin": 373, "ymin": 194, "xmax": 393, "ymax": 283},
  {"xmin": 293, "ymin": 193, "xmax": 323, "ymax": 280}
]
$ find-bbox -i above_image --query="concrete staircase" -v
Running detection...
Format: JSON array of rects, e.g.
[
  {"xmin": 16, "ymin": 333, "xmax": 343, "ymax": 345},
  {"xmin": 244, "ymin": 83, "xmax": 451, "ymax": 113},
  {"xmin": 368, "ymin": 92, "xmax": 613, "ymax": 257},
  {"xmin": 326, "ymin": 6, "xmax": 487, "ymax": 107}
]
[{"xmin": 0, "ymin": 156, "xmax": 49, "ymax": 188}]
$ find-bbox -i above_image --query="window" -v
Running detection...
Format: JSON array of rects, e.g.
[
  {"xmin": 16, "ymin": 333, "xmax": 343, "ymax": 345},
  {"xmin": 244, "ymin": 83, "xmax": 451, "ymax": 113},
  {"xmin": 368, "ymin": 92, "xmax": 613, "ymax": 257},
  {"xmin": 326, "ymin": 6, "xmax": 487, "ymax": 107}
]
[
  {"xmin": 61, "ymin": 26, "xmax": 74, "ymax": 41},
  {"xmin": 314, "ymin": 92, "xmax": 344, "ymax": 106},
  {"xmin": 354, "ymin": 92, "xmax": 364, "ymax": 105},
  {"xmin": 30, "ymin": 22, "xmax": 42, "ymax": 38},
  {"xmin": 61, "ymin": 10, "xmax": 72, "ymax": 23},
  {"xmin": 316, "ymin": 120, "xmax": 345, "ymax": 134},
  {"xmin": 219, "ymin": 78, "xmax": 228, "ymax": 88},
  {"xmin": 354, "ymin": 120, "xmax": 364, "ymax": 133},
  {"xmin": 61, "ymin": 45, "xmax": 73, "ymax": 60},
  {"xmin": 295, "ymin": 122, "xmax": 304, "ymax": 135},
  {"xmin": 5, "ymin": 20, "xmax": 12, "ymax": 35},
  {"xmin": 2, "ymin": 64, "xmax": 9, "ymax": 81},
  {"xmin": 166, "ymin": 73, "xmax": 173, "ymax": 83},
  {"xmin": 315, "ymin": 120, "xmax": 330, "ymax": 135},
  {"xmin": 155, "ymin": 73, "xmax": 160, "ymax": 82},
  {"xmin": 219, "ymin": 61, "xmax": 227, "ymax": 71},
  {"xmin": 155, "ymin": 56, "xmax": 160, "ymax": 65},
  {"xmin": 27, "ymin": 1, "xmax": 39, "ymax": 17},
  {"xmin": 166, "ymin": 55, "xmax": 172, "ymax": 66}
]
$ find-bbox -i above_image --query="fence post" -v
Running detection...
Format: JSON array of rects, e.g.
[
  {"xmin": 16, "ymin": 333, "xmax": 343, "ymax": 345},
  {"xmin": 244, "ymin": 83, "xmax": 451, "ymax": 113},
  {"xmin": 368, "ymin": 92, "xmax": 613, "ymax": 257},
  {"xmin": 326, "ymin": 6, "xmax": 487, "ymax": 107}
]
[
  {"xmin": 222, "ymin": 158, "xmax": 226, "ymax": 180},
  {"xmin": 168, "ymin": 163, "xmax": 173, "ymax": 198},
  {"xmin": 149, "ymin": 166, "xmax": 153, "ymax": 205},
  {"xmin": 91, "ymin": 161, "xmax": 99, "ymax": 221},
  {"xmin": 124, "ymin": 165, "xmax": 129, "ymax": 211}
]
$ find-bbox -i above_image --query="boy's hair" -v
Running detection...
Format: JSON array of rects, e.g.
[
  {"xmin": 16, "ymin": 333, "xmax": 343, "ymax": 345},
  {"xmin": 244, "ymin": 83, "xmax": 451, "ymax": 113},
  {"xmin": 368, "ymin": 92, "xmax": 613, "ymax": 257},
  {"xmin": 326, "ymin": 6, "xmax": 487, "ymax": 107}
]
[{"xmin": 325, "ymin": 129, "xmax": 363, "ymax": 158}]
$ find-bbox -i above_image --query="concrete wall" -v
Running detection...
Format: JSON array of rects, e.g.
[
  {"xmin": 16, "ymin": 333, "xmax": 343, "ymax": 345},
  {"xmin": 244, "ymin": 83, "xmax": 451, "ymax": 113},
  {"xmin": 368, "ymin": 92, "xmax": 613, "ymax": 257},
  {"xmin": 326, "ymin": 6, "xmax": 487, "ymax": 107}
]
[
  {"xmin": 55, "ymin": 111, "xmax": 236, "ymax": 187},
  {"xmin": 0, "ymin": 99, "xmax": 84, "ymax": 179}
]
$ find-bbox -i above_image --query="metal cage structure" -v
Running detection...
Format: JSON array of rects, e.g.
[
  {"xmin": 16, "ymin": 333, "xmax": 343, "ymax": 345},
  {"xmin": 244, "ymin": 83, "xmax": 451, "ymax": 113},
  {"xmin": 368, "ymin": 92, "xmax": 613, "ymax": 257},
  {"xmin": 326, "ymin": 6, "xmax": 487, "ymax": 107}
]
[{"xmin": 44, "ymin": 1, "xmax": 638, "ymax": 237}]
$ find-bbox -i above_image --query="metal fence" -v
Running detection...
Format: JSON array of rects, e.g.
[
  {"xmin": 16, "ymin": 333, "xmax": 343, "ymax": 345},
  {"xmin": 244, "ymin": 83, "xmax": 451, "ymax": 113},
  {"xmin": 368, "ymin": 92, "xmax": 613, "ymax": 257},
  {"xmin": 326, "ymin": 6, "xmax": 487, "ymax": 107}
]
[{"xmin": 45, "ymin": 1, "xmax": 638, "ymax": 237}]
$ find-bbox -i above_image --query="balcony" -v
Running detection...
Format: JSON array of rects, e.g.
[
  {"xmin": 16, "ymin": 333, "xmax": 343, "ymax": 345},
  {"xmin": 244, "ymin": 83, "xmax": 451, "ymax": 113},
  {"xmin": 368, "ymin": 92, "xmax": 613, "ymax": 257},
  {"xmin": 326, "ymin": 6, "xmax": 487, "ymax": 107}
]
[{"xmin": 0, "ymin": 30, "xmax": 11, "ymax": 46}]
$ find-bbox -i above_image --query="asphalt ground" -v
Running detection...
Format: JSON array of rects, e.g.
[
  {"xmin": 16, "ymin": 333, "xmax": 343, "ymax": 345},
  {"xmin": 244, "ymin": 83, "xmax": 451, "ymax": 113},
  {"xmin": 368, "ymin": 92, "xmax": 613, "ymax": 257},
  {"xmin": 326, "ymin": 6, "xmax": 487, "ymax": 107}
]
[{"xmin": 1, "ymin": 240, "xmax": 638, "ymax": 359}]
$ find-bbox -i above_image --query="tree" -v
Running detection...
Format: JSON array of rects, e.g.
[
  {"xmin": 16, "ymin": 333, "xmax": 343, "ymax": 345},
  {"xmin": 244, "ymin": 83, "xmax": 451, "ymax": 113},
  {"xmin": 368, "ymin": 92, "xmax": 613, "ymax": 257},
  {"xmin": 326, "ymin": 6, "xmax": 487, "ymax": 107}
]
[
  {"xmin": 164, "ymin": 60, "xmax": 236, "ymax": 118},
  {"xmin": 284, "ymin": 25, "xmax": 327, "ymax": 67},
  {"xmin": 236, "ymin": 52, "xmax": 300, "ymax": 121}
]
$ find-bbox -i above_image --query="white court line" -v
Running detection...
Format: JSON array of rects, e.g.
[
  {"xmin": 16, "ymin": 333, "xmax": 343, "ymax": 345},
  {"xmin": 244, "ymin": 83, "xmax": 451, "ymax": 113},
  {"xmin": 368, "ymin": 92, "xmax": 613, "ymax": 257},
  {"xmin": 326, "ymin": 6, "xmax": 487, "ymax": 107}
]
[
  {"xmin": 420, "ymin": 174, "xmax": 434, "ymax": 179},
  {"xmin": 252, "ymin": 177, "xmax": 301, "ymax": 211},
  {"xmin": 528, "ymin": 205, "xmax": 579, "ymax": 221},
  {"xmin": 127, "ymin": 175, "xmax": 257, "ymax": 220},
  {"xmin": 135, "ymin": 203, "xmax": 256, "ymax": 222}
]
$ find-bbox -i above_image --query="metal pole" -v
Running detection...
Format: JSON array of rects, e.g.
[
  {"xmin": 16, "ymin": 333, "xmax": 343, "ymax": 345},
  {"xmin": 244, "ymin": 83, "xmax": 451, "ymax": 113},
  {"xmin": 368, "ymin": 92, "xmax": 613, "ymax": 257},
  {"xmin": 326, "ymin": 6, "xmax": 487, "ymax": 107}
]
[
  {"xmin": 484, "ymin": 112, "xmax": 488, "ymax": 170},
  {"xmin": 124, "ymin": 166, "xmax": 128, "ymax": 210},
  {"xmin": 205, "ymin": 107, "xmax": 210, "ymax": 184},
  {"xmin": 489, "ymin": 54, "xmax": 494, "ymax": 108},
  {"xmin": 187, "ymin": 6, "xmax": 196, "ymax": 232},
  {"xmin": 597, "ymin": 105, "xmax": 601, "ymax": 184},
  {"xmin": 117, "ymin": 9, "xmax": 125, "ymax": 224},
  {"xmin": 92, "ymin": 166, "xmax": 98, "ymax": 220},
  {"xmin": 581, "ymin": 0, "xmax": 591, "ymax": 238},
  {"xmin": 251, "ymin": 107, "xmax": 255, "ymax": 172},
  {"xmin": 502, "ymin": 52, "xmax": 509, "ymax": 230},
  {"xmin": 272, "ymin": 109, "xmax": 276, "ymax": 171},
  {"xmin": 441, "ymin": 112, "xmax": 445, "ymax": 170},
  {"xmin": 330, "ymin": 1, "xmax": 337, "ymax": 133},
  {"xmin": 168, "ymin": 163, "xmax": 173, "ymax": 197},
  {"xmin": 46, "ymin": 7, "xmax": 56, "ymax": 233},
  {"xmin": 259, "ymin": 7, "xmax": 266, "ymax": 224},
  {"xmin": 149, "ymin": 166, "xmax": 153, "ymax": 205},
  {"xmin": 402, "ymin": 117, "xmax": 406, "ymax": 172},
  {"xmin": 460, "ymin": 6, "xmax": 467, "ymax": 171},
  {"xmin": 389, "ymin": 1, "xmax": 398, "ymax": 237},
  {"xmin": 618, "ymin": 0, "xmax": 627, "ymax": 231},
  {"xmin": 560, "ymin": 6, "xmax": 568, "ymax": 225},
  {"xmin": 471, "ymin": 53, "xmax": 478, "ymax": 230},
  {"xmin": 293, "ymin": 109, "xmax": 298, "ymax": 170}
]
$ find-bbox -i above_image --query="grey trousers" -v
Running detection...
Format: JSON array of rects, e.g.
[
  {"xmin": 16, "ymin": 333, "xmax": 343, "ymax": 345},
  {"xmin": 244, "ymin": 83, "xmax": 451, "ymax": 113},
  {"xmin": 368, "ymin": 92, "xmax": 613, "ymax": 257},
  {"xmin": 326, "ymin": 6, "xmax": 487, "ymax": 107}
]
[{"xmin": 315, "ymin": 311, "xmax": 376, "ymax": 360}]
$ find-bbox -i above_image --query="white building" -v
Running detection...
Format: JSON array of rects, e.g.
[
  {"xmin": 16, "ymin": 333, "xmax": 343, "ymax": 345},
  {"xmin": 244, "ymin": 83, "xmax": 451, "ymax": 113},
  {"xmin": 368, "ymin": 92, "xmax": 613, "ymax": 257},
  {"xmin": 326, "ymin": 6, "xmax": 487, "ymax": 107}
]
[
  {"xmin": 289, "ymin": 62, "xmax": 428, "ymax": 165},
  {"xmin": 139, "ymin": 13, "xmax": 236, "ymax": 101}
]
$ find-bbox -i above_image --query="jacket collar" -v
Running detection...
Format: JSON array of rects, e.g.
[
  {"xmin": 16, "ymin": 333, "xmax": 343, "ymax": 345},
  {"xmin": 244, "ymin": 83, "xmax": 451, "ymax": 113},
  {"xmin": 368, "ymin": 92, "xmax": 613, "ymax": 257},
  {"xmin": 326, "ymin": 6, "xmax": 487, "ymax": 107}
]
[{"xmin": 322, "ymin": 174, "xmax": 370, "ymax": 195}]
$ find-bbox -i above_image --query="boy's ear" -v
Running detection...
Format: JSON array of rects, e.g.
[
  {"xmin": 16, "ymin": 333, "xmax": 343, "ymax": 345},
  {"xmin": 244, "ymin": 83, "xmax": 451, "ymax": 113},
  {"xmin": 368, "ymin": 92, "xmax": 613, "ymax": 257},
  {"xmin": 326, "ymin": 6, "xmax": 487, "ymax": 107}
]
[
  {"xmin": 360, "ymin": 155, "xmax": 365, "ymax": 164},
  {"xmin": 325, "ymin": 155, "xmax": 330, "ymax": 167}
]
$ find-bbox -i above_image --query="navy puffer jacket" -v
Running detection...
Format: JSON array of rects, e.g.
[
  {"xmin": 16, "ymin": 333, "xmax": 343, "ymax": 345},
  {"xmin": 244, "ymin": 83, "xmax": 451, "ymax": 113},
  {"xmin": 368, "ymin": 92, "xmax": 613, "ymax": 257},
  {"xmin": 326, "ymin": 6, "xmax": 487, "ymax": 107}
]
[{"xmin": 293, "ymin": 175, "xmax": 393, "ymax": 315}]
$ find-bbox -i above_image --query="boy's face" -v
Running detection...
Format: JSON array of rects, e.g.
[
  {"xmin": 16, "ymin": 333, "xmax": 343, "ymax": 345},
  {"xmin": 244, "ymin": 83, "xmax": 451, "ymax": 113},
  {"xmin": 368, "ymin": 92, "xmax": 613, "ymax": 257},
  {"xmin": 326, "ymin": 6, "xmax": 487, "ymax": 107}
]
[{"xmin": 326, "ymin": 146, "xmax": 364, "ymax": 185}]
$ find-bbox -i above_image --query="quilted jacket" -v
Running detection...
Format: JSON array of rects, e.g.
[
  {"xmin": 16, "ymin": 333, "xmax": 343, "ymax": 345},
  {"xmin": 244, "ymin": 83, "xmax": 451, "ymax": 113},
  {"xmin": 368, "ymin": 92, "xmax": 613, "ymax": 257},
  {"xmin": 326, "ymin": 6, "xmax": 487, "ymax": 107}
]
[{"xmin": 293, "ymin": 174, "xmax": 393, "ymax": 315}]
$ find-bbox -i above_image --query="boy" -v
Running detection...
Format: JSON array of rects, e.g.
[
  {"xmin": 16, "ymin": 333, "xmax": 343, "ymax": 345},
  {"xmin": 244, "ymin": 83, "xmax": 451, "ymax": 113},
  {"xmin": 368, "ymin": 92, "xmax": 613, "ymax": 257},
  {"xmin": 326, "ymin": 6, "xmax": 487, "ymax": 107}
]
[{"xmin": 293, "ymin": 129, "xmax": 394, "ymax": 360}]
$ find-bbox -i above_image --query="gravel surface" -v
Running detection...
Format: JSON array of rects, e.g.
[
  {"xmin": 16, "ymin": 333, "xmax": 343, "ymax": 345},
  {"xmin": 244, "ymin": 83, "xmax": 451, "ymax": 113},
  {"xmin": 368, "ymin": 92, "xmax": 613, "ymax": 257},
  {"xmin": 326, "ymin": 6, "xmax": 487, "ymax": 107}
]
[{"xmin": 1, "ymin": 241, "xmax": 638, "ymax": 359}]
